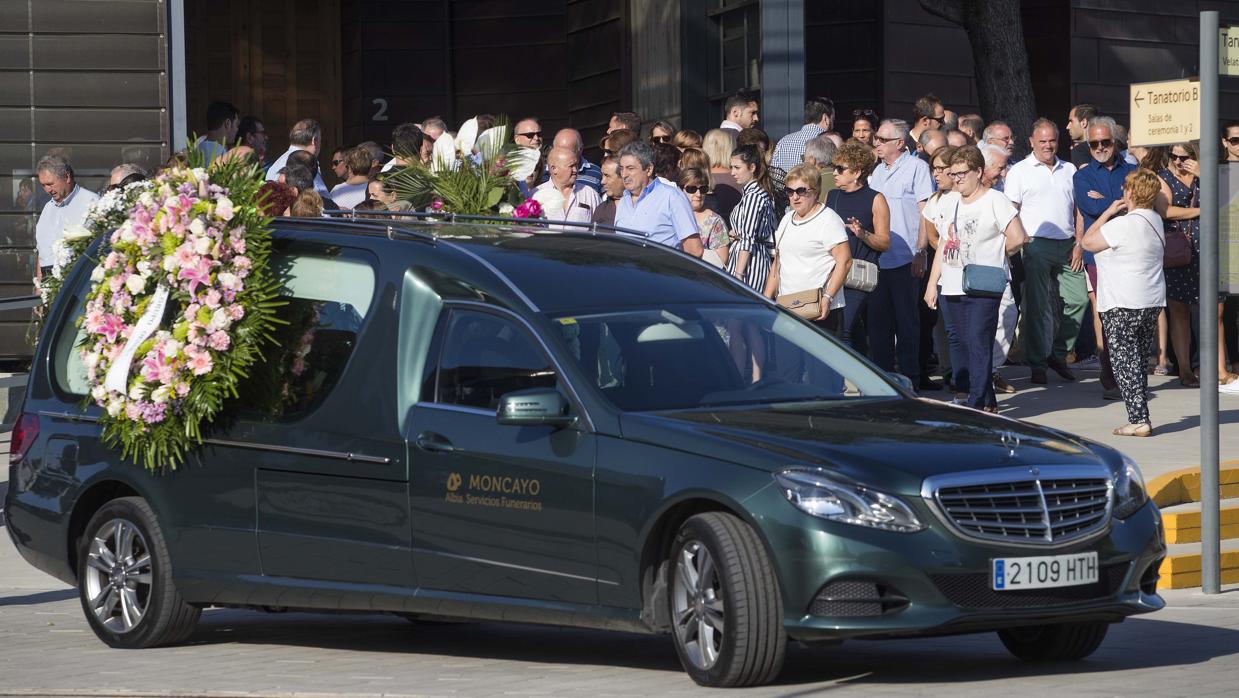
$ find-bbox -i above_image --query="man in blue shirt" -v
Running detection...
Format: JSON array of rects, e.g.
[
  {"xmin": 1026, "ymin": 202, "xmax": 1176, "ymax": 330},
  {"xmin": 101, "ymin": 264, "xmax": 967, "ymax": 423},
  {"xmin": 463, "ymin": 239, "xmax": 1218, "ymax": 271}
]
[
  {"xmin": 614, "ymin": 141, "xmax": 703, "ymax": 256},
  {"xmin": 868, "ymin": 119, "xmax": 934, "ymax": 390},
  {"xmin": 1072, "ymin": 115, "xmax": 1134, "ymax": 399}
]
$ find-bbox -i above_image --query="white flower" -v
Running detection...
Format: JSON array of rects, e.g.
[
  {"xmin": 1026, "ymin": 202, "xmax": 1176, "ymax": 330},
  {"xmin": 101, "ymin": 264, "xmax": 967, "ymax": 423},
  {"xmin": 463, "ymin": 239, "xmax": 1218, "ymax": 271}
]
[
  {"xmin": 217, "ymin": 271, "xmax": 239, "ymax": 290},
  {"xmin": 128, "ymin": 383, "xmax": 147, "ymax": 401},
  {"xmin": 90, "ymin": 265, "xmax": 105, "ymax": 282},
  {"xmin": 162, "ymin": 255, "xmax": 180, "ymax": 272},
  {"xmin": 106, "ymin": 398, "xmax": 124, "ymax": 417},
  {"xmin": 90, "ymin": 384, "xmax": 106, "ymax": 401},
  {"xmin": 191, "ymin": 167, "xmax": 207, "ymax": 181},
  {"xmin": 193, "ymin": 233, "xmax": 212, "ymax": 256},
  {"xmin": 215, "ymin": 197, "xmax": 234, "ymax": 221},
  {"xmin": 137, "ymin": 260, "xmax": 152, "ymax": 275},
  {"xmin": 189, "ymin": 217, "xmax": 207, "ymax": 237},
  {"xmin": 163, "ymin": 339, "xmax": 182, "ymax": 357},
  {"xmin": 209, "ymin": 308, "xmax": 231, "ymax": 332},
  {"xmin": 498, "ymin": 203, "xmax": 515, "ymax": 215},
  {"xmin": 125, "ymin": 274, "xmax": 146, "ymax": 294},
  {"xmin": 138, "ymin": 191, "xmax": 154, "ymax": 208},
  {"xmin": 151, "ymin": 385, "xmax": 172, "ymax": 404},
  {"xmin": 83, "ymin": 352, "xmax": 101, "ymax": 370},
  {"xmin": 63, "ymin": 224, "xmax": 92, "ymax": 241},
  {"xmin": 531, "ymin": 187, "xmax": 566, "ymax": 219}
]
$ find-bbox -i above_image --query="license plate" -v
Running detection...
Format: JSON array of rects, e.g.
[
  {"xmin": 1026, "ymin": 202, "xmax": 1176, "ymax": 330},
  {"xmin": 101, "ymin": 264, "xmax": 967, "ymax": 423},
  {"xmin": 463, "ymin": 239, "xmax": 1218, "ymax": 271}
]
[{"xmin": 991, "ymin": 552, "xmax": 1098, "ymax": 590}]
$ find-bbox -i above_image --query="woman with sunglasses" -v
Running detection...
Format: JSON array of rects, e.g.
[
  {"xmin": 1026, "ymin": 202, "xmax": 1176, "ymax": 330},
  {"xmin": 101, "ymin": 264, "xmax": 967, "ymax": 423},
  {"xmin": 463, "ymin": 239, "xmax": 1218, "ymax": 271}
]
[
  {"xmin": 923, "ymin": 145, "xmax": 1028, "ymax": 412},
  {"xmin": 679, "ymin": 168, "xmax": 730, "ymax": 268},
  {"xmin": 851, "ymin": 110, "xmax": 878, "ymax": 148},
  {"xmin": 828, "ymin": 139, "xmax": 891, "ymax": 353},
  {"xmin": 649, "ymin": 120, "xmax": 676, "ymax": 145},
  {"xmin": 1156, "ymin": 141, "xmax": 1238, "ymax": 387}
]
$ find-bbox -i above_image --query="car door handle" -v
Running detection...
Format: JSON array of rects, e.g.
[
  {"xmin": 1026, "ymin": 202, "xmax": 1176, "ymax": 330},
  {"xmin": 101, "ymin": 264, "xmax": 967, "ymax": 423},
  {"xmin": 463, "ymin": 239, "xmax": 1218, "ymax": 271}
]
[{"xmin": 415, "ymin": 432, "xmax": 458, "ymax": 454}]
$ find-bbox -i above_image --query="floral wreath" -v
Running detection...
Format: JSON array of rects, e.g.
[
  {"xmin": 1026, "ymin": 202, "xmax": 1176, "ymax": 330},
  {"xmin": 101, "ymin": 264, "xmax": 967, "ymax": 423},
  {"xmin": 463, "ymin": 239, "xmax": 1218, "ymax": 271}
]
[{"xmin": 78, "ymin": 157, "xmax": 279, "ymax": 471}]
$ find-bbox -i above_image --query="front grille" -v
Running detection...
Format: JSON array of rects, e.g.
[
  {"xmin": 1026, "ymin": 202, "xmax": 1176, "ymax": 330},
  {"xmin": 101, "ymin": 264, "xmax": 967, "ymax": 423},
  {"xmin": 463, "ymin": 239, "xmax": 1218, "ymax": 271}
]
[
  {"xmin": 924, "ymin": 466, "xmax": 1113, "ymax": 546},
  {"xmin": 808, "ymin": 580, "xmax": 908, "ymax": 617},
  {"xmin": 931, "ymin": 564, "xmax": 1128, "ymax": 609}
]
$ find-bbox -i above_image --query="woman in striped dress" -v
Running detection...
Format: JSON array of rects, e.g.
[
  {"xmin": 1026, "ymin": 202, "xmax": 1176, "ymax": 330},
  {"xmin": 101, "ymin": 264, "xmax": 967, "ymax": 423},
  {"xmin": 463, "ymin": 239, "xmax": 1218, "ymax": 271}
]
[
  {"xmin": 725, "ymin": 143, "xmax": 776, "ymax": 381},
  {"xmin": 725, "ymin": 144, "xmax": 775, "ymax": 291}
]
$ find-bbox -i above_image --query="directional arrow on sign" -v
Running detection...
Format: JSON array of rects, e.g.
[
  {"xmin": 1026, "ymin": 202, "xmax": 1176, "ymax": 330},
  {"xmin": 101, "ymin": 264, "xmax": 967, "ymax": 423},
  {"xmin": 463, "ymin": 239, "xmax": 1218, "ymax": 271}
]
[{"xmin": 1134, "ymin": 91, "xmax": 1144, "ymax": 107}]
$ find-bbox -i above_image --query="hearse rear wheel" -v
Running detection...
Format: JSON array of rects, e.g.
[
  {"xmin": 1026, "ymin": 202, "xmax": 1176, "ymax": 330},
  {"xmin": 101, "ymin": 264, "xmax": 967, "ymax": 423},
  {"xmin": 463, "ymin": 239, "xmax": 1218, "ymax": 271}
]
[
  {"xmin": 668, "ymin": 512, "xmax": 785, "ymax": 687},
  {"xmin": 998, "ymin": 621, "xmax": 1109, "ymax": 661},
  {"xmin": 77, "ymin": 497, "xmax": 200, "ymax": 648}
]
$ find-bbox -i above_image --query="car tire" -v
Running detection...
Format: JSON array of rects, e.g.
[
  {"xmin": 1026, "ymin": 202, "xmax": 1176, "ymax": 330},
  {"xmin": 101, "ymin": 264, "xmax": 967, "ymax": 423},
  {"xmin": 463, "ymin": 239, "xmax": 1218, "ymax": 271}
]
[
  {"xmin": 998, "ymin": 621, "xmax": 1109, "ymax": 661},
  {"xmin": 76, "ymin": 496, "xmax": 200, "ymax": 648},
  {"xmin": 668, "ymin": 512, "xmax": 786, "ymax": 687}
]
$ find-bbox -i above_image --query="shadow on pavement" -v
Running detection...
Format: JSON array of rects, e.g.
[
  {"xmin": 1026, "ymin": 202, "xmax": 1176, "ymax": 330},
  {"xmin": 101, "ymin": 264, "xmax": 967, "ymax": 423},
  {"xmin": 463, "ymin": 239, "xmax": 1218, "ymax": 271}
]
[
  {"xmin": 182, "ymin": 610, "xmax": 1239, "ymax": 686},
  {"xmin": 0, "ymin": 588, "xmax": 76, "ymax": 606}
]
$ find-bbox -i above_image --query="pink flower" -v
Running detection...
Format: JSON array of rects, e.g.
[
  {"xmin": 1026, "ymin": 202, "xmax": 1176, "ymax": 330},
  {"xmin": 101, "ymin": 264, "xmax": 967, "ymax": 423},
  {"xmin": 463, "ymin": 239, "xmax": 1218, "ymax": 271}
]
[
  {"xmin": 203, "ymin": 289, "xmax": 222, "ymax": 309},
  {"xmin": 175, "ymin": 382, "xmax": 190, "ymax": 397},
  {"xmin": 232, "ymin": 255, "xmax": 251, "ymax": 270},
  {"xmin": 178, "ymin": 258, "xmax": 212, "ymax": 294},
  {"xmin": 207, "ymin": 331, "xmax": 230, "ymax": 351},
  {"xmin": 98, "ymin": 315, "xmax": 125, "ymax": 343},
  {"xmin": 184, "ymin": 346, "xmax": 213, "ymax": 375},
  {"xmin": 227, "ymin": 304, "xmax": 245, "ymax": 321},
  {"xmin": 431, "ymin": 198, "xmax": 444, "ymax": 211},
  {"xmin": 140, "ymin": 350, "xmax": 165, "ymax": 382},
  {"xmin": 230, "ymin": 237, "xmax": 246, "ymax": 254},
  {"xmin": 125, "ymin": 403, "xmax": 143, "ymax": 421}
]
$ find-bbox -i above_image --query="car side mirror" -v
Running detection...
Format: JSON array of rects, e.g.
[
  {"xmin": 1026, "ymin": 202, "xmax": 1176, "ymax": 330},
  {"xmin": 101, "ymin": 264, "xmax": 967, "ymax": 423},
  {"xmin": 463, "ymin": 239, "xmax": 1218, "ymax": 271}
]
[
  {"xmin": 496, "ymin": 388, "xmax": 575, "ymax": 428},
  {"xmin": 888, "ymin": 372, "xmax": 915, "ymax": 393}
]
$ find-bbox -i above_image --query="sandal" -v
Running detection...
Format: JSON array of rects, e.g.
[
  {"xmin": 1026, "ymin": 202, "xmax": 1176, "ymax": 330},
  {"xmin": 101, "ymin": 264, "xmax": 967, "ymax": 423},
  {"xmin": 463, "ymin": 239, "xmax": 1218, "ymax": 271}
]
[
  {"xmin": 1221, "ymin": 373, "xmax": 1239, "ymax": 386},
  {"xmin": 1180, "ymin": 374, "xmax": 1200, "ymax": 388},
  {"xmin": 1113, "ymin": 422, "xmax": 1152, "ymax": 437},
  {"xmin": 1153, "ymin": 364, "xmax": 1170, "ymax": 376}
]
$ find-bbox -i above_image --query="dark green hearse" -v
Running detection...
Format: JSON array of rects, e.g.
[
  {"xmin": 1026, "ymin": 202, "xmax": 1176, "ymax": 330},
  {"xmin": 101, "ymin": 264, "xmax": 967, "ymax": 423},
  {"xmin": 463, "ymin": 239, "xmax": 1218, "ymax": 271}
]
[{"xmin": 7, "ymin": 216, "xmax": 1165, "ymax": 687}]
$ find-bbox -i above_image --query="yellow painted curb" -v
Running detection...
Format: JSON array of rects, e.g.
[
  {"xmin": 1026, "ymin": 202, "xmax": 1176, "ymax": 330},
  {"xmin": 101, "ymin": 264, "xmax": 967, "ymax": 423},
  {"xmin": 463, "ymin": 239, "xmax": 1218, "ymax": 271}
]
[
  {"xmin": 1156, "ymin": 548, "xmax": 1239, "ymax": 589},
  {"xmin": 1159, "ymin": 568, "xmax": 1239, "ymax": 589},
  {"xmin": 1148, "ymin": 461, "xmax": 1239, "ymax": 508}
]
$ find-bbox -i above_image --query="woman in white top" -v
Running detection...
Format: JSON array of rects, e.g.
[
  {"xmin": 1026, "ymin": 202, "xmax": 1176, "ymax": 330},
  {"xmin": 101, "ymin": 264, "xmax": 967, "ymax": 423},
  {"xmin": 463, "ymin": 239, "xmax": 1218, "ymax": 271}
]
[
  {"xmin": 1082, "ymin": 168, "xmax": 1166, "ymax": 436},
  {"xmin": 763, "ymin": 163, "xmax": 852, "ymax": 330},
  {"xmin": 924, "ymin": 145, "xmax": 1028, "ymax": 412},
  {"xmin": 763, "ymin": 164, "xmax": 852, "ymax": 388}
]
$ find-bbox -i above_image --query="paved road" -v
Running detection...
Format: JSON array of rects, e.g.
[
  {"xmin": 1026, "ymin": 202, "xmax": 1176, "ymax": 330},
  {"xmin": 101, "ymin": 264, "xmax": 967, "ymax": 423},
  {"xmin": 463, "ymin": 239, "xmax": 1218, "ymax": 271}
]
[{"xmin": 2, "ymin": 373, "xmax": 1238, "ymax": 697}]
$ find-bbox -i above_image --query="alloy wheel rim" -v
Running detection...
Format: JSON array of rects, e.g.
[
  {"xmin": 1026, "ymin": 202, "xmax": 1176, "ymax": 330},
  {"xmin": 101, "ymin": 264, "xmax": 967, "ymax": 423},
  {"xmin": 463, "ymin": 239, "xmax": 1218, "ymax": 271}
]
[
  {"xmin": 83, "ymin": 518, "xmax": 153, "ymax": 634},
  {"xmin": 672, "ymin": 540, "xmax": 726, "ymax": 670}
]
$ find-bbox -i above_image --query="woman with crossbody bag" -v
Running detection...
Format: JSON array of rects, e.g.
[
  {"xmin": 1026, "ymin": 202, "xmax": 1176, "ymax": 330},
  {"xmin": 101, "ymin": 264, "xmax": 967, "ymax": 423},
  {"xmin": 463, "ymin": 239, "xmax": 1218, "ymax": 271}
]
[
  {"xmin": 923, "ymin": 145, "xmax": 1028, "ymax": 412},
  {"xmin": 827, "ymin": 140, "xmax": 891, "ymax": 353}
]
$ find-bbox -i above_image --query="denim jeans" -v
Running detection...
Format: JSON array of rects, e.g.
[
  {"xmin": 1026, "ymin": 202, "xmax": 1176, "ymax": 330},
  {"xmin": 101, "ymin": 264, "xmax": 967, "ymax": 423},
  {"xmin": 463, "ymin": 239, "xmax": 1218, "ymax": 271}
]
[
  {"xmin": 942, "ymin": 293, "xmax": 1001, "ymax": 409},
  {"xmin": 866, "ymin": 263, "xmax": 921, "ymax": 386}
]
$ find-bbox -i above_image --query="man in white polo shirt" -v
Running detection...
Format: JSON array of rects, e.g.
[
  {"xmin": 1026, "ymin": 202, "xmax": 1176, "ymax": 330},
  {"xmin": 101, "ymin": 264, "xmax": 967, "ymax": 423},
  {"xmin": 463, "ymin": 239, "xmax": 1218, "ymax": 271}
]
[{"xmin": 1005, "ymin": 118, "xmax": 1086, "ymax": 385}]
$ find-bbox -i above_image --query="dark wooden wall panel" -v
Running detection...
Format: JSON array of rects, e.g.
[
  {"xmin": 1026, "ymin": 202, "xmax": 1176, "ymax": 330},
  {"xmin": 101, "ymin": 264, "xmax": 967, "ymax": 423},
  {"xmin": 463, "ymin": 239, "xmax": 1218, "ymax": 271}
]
[
  {"xmin": 567, "ymin": 0, "xmax": 625, "ymax": 158},
  {"xmin": 805, "ymin": 0, "xmax": 883, "ymax": 130}
]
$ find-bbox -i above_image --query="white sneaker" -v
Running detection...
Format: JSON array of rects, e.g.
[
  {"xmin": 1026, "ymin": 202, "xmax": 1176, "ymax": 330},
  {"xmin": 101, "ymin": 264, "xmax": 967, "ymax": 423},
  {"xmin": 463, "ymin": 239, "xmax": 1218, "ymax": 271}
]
[
  {"xmin": 1220, "ymin": 381, "xmax": 1239, "ymax": 395},
  {"xmin": 1069, "ymin": 355, "xmax": 1100, "ymax": 369}
]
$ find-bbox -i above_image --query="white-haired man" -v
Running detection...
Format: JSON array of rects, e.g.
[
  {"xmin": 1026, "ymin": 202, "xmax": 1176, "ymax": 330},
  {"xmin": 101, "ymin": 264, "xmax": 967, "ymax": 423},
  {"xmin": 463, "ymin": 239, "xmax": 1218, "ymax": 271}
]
[
  {"xmin": 35, "ymin": 153, "xmax": 98, "ymax": 274},
  {"xmin": 869, "ymin": 118, "xmax": 933, "ymax": 390}
]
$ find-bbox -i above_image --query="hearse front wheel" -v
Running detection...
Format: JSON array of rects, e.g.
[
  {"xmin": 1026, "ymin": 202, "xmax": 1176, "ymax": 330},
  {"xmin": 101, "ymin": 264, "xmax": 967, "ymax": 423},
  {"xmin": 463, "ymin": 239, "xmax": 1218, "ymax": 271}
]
[
  {"xmin": 77, "ymin": 497, "xmax": 200, "ymax": 648},
  {"xmin": 668, "ymin": 512, "xmax": 786, "ymax": 687},
  {"xmin": 998, "ymin": 621, "xmax": 1109, "ymax": 661}
]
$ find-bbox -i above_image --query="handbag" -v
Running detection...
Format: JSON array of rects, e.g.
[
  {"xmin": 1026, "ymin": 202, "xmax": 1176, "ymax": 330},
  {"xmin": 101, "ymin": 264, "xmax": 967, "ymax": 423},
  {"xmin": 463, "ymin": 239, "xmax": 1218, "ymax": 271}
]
[
  {"xmin": 845, "ymin": 258, "xmax": 879, "ymax": 293},
  {"xmin": 1163, "ymin": 182, "xmax": 1196, "ymax": 268},
  {"xmin": 777, "ymin": 287, "xmax": 823, "ymax": 319},
  {"xmin": 825, "ymin": 190, "xmax": 879, "ymax": 292}
]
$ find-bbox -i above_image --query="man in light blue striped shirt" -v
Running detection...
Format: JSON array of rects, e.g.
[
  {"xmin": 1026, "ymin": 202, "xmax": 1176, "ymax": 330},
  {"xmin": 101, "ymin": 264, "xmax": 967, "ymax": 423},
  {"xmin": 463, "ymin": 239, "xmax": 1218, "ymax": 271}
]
[
  {"xmin": 771, "ymin": 97, "xmax": 834, "ymax": 173},
  {"xmin": 614, "ymin": 141, "xmax": 703, "ymax": 257}
]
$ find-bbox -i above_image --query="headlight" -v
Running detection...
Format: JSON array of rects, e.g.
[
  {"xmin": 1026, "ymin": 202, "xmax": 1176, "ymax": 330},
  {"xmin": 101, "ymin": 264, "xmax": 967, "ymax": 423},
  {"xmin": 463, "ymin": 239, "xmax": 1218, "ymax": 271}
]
[
  {"xmin": 773, "ymin": 468, "xmax": 925, "ymax": 533},
  {"xmin": 1113, "ymin": 454, "xmax": 1148, "ymax": 519}
]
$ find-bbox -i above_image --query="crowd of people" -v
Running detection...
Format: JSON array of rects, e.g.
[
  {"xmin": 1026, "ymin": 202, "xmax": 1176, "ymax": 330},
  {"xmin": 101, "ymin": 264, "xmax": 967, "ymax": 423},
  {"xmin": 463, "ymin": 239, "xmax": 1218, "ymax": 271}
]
[{"xmin": 31, "ymin": 91, "xmax": 1239, "ymax": 436}]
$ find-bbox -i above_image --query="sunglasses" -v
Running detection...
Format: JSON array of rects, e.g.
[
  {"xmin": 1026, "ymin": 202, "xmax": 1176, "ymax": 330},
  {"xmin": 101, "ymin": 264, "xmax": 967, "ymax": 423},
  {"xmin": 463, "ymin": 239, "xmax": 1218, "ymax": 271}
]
[
  {"xmin": 1088, "ymin": 139, "xmax": 1114, "ymax": 150},
  {"xmin": 652, "ymin": 135, "xmax": 671, "ymax": 144},
  {"xmin": 928, "ymin": 115, "xmax": 945, "ymax": 123},
  {"xmin": 603, "ymin": 149, "xmax": 615, "ymax": 157},
  {"xmin": 682, "ymin": 185, "xmax": 709, "ymax": 194},
  {"xmin": 1169, "ymin": 153, "xmax": 1191, "ymax": 162},
  {"xmin": 833, "ymin": 165, "xmax": 849, "ymax": 175},
  {"xmin": 786, "ymin": 186, "xmax": 814, "ymax": 198},
  {"xmin": 1227, "ymin": 137, "xmax": 1239, "ymax": 146},
  {"xmin": 332, "ymin": 159, "xmax": 345, "ymax": 165},
  {"xmin": 517, "ymin": 131, "xmax": 543, "ymax": 139},
  {"xmin": 873, "ymin": 135, "xmax": 901, "ymax": 144}
]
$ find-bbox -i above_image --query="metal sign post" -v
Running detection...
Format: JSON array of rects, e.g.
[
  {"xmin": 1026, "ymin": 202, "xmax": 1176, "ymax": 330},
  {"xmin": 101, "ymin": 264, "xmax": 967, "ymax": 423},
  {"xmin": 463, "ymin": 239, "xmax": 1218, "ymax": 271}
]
[{"xmin": 1200, "ymin": 10, "xmax": 1221, "ymax": 595}]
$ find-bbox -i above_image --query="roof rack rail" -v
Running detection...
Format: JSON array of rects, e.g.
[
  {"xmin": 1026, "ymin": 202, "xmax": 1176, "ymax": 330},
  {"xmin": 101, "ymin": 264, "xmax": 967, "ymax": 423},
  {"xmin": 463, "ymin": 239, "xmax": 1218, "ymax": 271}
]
[{"xmin": 318, "ymin": 208, "xmax": 654, "ymax": 240}]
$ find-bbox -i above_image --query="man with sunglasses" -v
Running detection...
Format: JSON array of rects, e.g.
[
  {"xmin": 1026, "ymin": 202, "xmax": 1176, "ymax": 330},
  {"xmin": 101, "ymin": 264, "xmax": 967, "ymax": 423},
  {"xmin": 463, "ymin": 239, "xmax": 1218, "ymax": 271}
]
[
  {"xmin": 1073, "ymin": 116, "xmax": 1135, "ymax": 396},
  {"xmin": 514, "ymin": 117, "xmax": 543, "ymax": 151},
  {"xmin": 771, "ymin": 97, "xmax": 834, "ymax": 172},
  {"xmin": 905, "ymin": 93, "xmax": 945, "ymax": 154}
]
